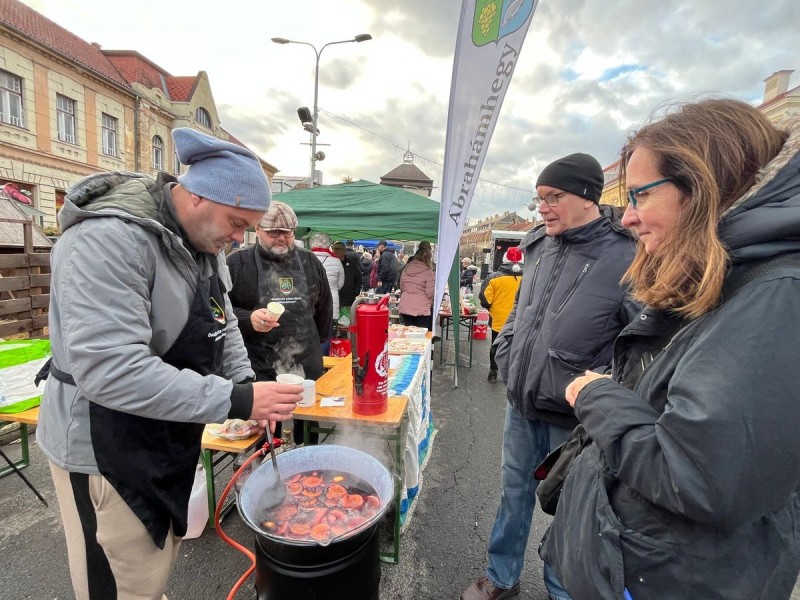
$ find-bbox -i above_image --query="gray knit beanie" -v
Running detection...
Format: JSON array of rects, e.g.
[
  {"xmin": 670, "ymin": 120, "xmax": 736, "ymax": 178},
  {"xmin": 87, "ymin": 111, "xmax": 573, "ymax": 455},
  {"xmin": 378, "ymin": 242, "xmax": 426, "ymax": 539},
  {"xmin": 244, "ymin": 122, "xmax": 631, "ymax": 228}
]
[{"xmin": 173, "ymin": 127, "xmax": 270, "ymax": 211}]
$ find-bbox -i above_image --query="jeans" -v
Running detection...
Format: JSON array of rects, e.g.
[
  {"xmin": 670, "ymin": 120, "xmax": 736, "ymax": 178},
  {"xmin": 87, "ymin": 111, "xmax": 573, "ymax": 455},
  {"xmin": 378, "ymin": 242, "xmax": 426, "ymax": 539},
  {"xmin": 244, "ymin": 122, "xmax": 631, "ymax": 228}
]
[
  {"xmin": 485, "ymin": 404, "xmax": 572, "ymax": 589},
  {"xmin": 489, "ymin": 330, "xmax": 499, "ymax": 372},
  {"xmin": 543, "ymin": 562, "xmax": 574, "ymax": 600}
]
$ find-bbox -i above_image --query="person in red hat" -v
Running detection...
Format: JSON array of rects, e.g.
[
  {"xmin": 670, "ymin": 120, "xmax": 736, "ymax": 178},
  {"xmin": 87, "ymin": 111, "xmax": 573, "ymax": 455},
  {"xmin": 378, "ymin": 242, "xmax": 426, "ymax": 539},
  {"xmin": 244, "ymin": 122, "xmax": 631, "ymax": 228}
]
[{"xmin": 478, "ymin": 247, "xmax": 523, "ymax": 383}]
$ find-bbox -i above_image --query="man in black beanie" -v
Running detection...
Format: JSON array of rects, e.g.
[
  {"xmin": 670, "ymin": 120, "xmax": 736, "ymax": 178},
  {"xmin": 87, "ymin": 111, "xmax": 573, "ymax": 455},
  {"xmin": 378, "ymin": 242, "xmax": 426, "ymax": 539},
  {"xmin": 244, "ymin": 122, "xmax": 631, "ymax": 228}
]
[{"xmin": 462, "ymin": 153, "xmax": 641, "ymax": 600}]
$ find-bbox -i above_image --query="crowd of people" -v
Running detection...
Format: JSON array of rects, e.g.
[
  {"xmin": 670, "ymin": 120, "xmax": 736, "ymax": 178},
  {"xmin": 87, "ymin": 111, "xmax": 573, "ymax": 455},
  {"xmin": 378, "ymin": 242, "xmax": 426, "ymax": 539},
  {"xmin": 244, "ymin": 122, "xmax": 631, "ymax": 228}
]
[{"xmin": 36, "ymin": 95, "xmax": 800, "ymax": 600}]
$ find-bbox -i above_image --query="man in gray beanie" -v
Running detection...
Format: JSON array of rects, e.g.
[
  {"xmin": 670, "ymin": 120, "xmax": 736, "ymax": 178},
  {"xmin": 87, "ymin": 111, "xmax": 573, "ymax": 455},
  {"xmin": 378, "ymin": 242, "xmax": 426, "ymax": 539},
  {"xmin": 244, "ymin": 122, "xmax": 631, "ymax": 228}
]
[
  {"xmin": 39, "ymin": 127, "xmax": 302, "ymax": 599},
  {"xmin": 462, "ymin": 153, "xmax": 641, "ymax": 600}
]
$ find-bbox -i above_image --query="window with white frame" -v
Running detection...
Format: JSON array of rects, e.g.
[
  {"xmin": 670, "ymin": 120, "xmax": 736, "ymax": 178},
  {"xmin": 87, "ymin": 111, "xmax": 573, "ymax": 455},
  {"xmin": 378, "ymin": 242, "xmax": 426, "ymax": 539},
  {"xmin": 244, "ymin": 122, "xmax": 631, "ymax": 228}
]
[
  {"xmin": 173, "ymin": 150, "xmax": 181, "ymax": 175},
  {"xmin": 101, "ymin": 113, "xmax": 118, "ymax": 156},
  {"xmin": 152, "ymin": 135, "xmax": 164, "ymax": 170},
  {"xmin": 0, "ymin": 69, "xmax": 25, "ymax": 127},
  {"xmin": 56, "ymin": 94, "xmax": 76, "ymax": 144},
  {"xmin": 195, "ymin": 107, "xmax": 212, "ymax": 129}
]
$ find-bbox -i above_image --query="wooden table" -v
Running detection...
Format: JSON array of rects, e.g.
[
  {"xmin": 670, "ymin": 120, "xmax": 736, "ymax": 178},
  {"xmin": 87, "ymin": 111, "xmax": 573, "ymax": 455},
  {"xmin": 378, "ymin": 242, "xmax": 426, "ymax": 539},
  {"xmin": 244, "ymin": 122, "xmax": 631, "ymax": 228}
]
[
  {"xmin": 0, "ymin": 406, "xmax": 39, "ymax": 477},
  {"xmin": 199, "ymin": 426, "xmax": 266, "ymax": 528},
  {"xmin": 292, "ymin": 355, "xmax": 409, "ymax": 563}
]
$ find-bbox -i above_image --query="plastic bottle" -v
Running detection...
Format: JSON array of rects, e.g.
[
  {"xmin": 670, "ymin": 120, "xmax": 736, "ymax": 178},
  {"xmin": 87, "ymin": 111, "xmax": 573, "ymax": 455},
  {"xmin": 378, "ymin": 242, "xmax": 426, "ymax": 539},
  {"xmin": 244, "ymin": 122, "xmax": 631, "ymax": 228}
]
[{"xmin": 184, "ymin": 464, "xmax": 209, "ymax": 539}]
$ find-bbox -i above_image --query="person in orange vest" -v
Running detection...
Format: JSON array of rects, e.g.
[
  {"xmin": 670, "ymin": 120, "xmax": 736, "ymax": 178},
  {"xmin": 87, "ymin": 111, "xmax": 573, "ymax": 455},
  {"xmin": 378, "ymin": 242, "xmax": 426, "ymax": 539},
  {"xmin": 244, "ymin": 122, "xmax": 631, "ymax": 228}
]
[{"xmin": 478, "ymin": 247, "xmax": 523, "ymax": 383}]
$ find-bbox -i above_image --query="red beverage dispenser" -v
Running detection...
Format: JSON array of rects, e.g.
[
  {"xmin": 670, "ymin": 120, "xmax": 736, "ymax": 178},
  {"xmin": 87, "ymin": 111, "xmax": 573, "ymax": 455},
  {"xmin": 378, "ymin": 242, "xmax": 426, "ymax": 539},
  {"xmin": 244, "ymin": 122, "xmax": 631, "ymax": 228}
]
[{"xmin": 349, "ymin": 294, "xmax": 389, "ymax": 415}]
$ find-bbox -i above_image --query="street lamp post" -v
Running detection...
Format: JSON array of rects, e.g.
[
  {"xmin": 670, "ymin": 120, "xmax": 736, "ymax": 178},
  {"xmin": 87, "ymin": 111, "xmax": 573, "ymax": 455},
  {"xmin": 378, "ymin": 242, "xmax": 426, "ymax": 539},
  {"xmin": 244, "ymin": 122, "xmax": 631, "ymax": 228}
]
[{"xmin": 272, "ymin": 34, "xmax": 372, "ymax": 187}]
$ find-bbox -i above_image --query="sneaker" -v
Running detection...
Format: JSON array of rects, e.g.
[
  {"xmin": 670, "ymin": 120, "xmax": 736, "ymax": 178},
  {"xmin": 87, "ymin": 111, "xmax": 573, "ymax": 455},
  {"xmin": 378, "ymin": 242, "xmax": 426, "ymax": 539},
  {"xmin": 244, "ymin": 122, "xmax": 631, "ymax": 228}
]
[
  {"xmin": 460, "ymin": 576, "xmax": 520, "ymax": 600},
  {"xmin": 487, "ymin": 370, "xmax": 497, "ymax": 383}
]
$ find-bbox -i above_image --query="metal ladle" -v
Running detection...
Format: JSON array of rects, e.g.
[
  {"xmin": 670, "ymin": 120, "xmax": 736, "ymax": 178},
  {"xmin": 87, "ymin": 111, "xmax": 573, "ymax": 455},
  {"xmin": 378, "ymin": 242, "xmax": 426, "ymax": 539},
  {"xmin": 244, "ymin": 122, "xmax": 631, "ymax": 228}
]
[{"xmin": 260, "ymin": 426, "xmax": 287, "ymax": 509}]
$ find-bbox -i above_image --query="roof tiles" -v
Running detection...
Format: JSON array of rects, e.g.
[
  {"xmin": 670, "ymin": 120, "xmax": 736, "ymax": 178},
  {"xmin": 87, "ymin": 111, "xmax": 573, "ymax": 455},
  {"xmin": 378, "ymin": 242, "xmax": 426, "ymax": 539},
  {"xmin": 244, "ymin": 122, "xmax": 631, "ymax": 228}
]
[{"xmin": 0, "ymin": 0, "xmax": 130, "ymax": 89}]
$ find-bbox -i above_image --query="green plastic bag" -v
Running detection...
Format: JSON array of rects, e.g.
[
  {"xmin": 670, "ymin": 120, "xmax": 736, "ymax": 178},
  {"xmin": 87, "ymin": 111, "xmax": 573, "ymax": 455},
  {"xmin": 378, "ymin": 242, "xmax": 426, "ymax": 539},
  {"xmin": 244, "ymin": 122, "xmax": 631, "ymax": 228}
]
[{"xmin": 0, "ymin": 339, "xmax": 51, "ymax": 414}]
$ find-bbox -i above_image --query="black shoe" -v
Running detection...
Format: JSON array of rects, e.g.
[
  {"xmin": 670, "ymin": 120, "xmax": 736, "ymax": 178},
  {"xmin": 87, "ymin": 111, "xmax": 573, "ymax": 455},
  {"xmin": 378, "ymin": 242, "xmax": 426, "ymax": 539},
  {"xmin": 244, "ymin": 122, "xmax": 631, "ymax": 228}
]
[
  {"xmin": 487, "ymin": 370, "xmax": 497, "ymax": 383},
  {"xmin": 431, "ymin": 335, "xmax": 441, "ymax": 343}
]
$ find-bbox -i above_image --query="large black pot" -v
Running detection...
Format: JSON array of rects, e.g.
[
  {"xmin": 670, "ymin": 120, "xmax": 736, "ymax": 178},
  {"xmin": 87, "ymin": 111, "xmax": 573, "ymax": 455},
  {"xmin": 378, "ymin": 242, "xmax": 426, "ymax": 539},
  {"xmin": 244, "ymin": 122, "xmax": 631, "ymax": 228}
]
[{"xmin": 238, "ymin": 445, "xmax": 393, "ymax": 600}]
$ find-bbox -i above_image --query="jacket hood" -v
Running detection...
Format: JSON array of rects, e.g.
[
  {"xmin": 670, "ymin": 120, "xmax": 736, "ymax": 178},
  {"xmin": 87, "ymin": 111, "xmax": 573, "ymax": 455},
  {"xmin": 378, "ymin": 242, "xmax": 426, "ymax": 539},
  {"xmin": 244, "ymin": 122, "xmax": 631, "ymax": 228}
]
[
  {"xmin": 497, "ymin": 262, "xmax": 523, "ymax": 275},
  {"xmin": 58, "ymin": 172, "xmax": 162, "ymax": 232},
  {"xmin": 719, "ymin": 118, "xmax": 800, "ymax": 263}
]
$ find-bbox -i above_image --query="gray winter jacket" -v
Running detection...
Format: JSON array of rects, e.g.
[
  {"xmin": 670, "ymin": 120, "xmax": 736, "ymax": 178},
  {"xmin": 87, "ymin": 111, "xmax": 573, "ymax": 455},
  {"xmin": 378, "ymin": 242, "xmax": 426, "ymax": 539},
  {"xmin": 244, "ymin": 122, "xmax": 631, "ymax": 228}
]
[
  {"xmin": 494, "ymin": 211, "xmax": 640, "ymax": 429},
  {"xmin": 540, "ymin": 120, "xmax": 800, "ymax": 599},
  {"xmin": 38, "ymin": 172, "xmax": 254, "ymax": 474}
]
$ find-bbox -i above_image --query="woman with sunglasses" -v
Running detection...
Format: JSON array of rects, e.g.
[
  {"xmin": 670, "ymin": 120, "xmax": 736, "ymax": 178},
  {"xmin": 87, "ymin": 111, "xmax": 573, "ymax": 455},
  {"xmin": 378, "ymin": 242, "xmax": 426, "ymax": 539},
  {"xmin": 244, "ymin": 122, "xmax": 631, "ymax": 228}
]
[{"xmin": 540, "ymin": 98, "xmax": 800, "ymax": 600}]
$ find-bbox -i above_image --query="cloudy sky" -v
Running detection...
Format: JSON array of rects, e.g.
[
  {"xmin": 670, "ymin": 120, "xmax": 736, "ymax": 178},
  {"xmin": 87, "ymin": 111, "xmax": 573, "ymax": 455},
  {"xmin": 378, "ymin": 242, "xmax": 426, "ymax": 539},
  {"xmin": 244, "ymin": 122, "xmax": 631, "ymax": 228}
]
[{"xmin": 24, "ymin": 0, "xmax": 799, "ymax": 221}]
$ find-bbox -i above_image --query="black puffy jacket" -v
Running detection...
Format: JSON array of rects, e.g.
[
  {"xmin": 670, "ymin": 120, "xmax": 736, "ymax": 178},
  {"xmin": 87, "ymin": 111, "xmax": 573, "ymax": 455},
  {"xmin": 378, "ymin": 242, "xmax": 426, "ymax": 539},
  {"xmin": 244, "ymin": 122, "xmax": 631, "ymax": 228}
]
[{"xmin": 494, "ymin": 209, "xmax": 640, "ymax": 429}]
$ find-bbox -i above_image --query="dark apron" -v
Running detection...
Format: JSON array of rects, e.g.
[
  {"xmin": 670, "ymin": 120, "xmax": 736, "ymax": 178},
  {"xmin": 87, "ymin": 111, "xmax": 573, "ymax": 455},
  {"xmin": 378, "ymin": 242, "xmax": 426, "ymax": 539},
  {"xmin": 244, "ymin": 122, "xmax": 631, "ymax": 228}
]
[
  {"xmin": 250, "ymin": 248, "xmax": 323, "ymax": 382},
  {"xmin": 88, "ymin": 258, "xmax": 227, "ymax": 548}
]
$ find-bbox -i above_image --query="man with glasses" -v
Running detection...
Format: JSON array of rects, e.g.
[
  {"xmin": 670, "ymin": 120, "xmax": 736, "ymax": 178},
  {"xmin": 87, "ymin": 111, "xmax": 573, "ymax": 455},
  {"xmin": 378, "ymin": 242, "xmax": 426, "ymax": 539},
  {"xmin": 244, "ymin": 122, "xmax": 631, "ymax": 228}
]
[
  {"xmin": 462, "ymin": 153, "xmax": 640, "ymax": 600},
  {"xmin": 227, "ymin": 201, "xmax": 332, "ymax": 446}
]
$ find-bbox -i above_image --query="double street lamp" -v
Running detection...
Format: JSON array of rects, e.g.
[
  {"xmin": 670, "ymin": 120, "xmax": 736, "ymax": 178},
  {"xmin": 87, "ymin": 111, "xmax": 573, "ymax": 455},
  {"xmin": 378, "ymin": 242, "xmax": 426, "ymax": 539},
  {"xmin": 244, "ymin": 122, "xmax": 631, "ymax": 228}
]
[{"xmin": 271, "ymin": 34, "xmax": 372, "ymax": 187}]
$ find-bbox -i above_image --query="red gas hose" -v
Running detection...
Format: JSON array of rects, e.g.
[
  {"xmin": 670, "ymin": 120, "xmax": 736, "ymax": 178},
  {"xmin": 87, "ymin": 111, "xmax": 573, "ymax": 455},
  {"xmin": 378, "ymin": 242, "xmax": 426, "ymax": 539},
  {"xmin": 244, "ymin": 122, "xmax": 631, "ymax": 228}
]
[{"xmin": 215, "ymin": 438, "xmax": 283, "ymax": 600}]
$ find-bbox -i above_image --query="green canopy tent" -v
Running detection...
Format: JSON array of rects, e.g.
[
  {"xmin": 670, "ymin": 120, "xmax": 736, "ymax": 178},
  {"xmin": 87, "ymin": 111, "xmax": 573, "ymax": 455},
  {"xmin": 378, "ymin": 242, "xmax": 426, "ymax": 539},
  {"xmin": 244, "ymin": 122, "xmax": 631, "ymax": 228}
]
[{"xmin": 272, "ymin": 179, "xmax": 439, "ymax": 241}]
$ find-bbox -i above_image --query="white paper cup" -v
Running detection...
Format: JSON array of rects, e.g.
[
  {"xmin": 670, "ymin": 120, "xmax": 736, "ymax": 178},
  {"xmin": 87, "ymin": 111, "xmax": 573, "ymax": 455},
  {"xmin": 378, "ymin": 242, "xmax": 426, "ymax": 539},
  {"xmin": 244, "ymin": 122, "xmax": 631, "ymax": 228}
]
[
  {"xmin": 266, "ymin": 302, "xmax": 285, "ymax": 320},
  {"xmin": 298, "ymin": 379, "xmax": 316, "ymax": 407},
  {"xmin": 276, "ymin": 373, "xmax": 304, "ymax": 386}
]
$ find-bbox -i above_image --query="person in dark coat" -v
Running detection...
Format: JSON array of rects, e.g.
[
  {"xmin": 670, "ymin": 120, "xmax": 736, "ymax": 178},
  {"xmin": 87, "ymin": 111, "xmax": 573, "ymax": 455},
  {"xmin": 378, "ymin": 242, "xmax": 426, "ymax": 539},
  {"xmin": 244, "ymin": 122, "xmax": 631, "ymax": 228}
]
[
  {"xmin": 462, "ymin": 153, "xmax": 640, "ymax": 600},
  {"xmin": 227, "ymin": 201, "xmax": 332, "ymax": 445},
  {"xmin": 376, "ymin": 240, "xmax": 399, "ymax": 293},
  {"xmin": 343, "ymin": 240, "xmax": 362, "ymax": 300},
  {"xmin": 332, "ymin": 241, "xmax": 362, "ymax": 319},
  {"xmin": 460, "ymin": 257, "xmax": 479, "ymax": 291},
  {"xmin": 478, "ymin": 247, "xmax": 523, "ymax": 383},
  {"xmin": 359, "ymin": 251, "xmax": 373, "ymax": 290},
  {"xmin": 541, "ymin": 99, "xmax": 800, "ymax": 600}
]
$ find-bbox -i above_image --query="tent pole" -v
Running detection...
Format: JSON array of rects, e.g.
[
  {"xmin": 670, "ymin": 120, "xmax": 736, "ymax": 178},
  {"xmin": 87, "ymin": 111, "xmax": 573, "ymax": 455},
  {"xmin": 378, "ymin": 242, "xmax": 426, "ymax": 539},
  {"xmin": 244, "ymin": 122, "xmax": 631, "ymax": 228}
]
[{"xmin": 448, "ymin": 254, "xmax": 461, "ymax": 388}]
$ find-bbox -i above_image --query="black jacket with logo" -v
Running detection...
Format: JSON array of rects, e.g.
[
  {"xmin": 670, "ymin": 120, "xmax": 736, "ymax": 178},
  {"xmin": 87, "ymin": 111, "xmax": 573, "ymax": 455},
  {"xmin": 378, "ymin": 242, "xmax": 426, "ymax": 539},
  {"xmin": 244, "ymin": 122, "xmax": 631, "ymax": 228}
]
[{"xmin": 227, "ymin": 245, "xmax": 332, "ymax": 380}]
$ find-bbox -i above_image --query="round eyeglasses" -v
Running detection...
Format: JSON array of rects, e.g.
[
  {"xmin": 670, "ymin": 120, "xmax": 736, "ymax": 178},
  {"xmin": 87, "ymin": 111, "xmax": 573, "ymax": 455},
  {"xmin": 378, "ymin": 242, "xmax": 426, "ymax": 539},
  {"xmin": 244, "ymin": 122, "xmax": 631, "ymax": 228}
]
[{"xmin": 531, "ymin": 191, "xmax": 567, "ymax": 209}]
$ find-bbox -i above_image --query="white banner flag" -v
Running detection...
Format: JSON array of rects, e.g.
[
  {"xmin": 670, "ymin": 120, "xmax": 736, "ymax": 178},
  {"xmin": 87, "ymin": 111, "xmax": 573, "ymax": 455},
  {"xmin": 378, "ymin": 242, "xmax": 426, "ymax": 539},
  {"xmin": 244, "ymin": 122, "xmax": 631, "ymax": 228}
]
[{"xmin": 435, "ymin": 0, "xmax": 538, "ymax": 324}]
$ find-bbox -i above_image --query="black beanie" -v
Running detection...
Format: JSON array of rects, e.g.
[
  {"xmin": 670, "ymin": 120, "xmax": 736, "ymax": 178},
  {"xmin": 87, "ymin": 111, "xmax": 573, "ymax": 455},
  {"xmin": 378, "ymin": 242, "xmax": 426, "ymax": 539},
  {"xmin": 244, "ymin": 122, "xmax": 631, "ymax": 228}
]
[{"xmin": 535, "ymin": 153, "xmax": 604, "ymax": 203}]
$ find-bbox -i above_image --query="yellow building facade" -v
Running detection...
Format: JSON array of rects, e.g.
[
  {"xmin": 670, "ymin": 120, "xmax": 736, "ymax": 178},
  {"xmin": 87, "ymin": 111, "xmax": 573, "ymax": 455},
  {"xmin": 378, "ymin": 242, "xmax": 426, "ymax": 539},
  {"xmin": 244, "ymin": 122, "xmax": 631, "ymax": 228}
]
[{"xmin": 0, "ymin": 0, "xmax": 275, "ymax": 230}]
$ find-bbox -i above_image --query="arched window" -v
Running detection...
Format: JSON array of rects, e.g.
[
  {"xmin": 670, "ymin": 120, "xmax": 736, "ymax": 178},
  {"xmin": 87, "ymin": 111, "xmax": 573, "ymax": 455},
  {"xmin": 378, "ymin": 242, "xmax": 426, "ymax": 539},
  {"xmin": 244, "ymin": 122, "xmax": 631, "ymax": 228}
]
[
  {"xmin": 152, "ymin": 135, "xmax": 164, "ymax": 170},
  {"xmin": 195, "ymin": 107, "xmax": 212, "ymax": 129}
]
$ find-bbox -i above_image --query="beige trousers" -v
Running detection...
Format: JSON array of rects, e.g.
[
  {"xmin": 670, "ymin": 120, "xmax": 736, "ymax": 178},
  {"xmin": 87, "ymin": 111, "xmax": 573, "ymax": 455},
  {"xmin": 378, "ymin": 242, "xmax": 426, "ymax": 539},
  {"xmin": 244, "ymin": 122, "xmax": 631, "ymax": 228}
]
[{"xmin": 49, "ymin": 461, "xmax": 181, "ymax": 600}]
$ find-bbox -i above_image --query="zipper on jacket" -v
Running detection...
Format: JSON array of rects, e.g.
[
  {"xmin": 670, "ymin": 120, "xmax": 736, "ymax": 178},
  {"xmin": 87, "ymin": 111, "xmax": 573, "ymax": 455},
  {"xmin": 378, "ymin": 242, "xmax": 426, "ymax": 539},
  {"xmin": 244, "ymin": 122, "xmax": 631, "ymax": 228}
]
[
  {"xmin": 553, "ymin": 262, "xmax": 590, "ymax": 316},
  {"xmin": 524, "ymin": 257, "xmax": 542, "ymax": 307},
  {"xmin": 514, "ymin": 246, "xmax": 570, "ymax": 407}
]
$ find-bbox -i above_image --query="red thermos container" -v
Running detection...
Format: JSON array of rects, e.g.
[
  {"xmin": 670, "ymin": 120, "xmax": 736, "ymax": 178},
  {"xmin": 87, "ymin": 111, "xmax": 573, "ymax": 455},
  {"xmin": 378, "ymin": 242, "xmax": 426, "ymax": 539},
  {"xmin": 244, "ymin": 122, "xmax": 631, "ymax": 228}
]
[{"xmin": 349, "ymin": 294, "xmax": 389, "ymax": 415}]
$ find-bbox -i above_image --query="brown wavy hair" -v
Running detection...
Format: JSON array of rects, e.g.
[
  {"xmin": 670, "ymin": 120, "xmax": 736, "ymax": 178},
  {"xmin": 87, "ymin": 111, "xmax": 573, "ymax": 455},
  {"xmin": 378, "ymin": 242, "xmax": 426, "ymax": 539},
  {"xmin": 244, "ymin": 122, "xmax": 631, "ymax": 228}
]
[{"xmin": 620, "ymin": 98, "xmax": 786, "ymax": 318}]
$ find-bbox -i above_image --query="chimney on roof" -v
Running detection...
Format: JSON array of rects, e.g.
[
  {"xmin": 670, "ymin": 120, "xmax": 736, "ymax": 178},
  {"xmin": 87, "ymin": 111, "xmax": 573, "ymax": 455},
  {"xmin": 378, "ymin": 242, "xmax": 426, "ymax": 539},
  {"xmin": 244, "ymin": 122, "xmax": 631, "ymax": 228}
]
[{"xmin": 763, "ymin": 70, "xmax": 794, "ymax": 103}]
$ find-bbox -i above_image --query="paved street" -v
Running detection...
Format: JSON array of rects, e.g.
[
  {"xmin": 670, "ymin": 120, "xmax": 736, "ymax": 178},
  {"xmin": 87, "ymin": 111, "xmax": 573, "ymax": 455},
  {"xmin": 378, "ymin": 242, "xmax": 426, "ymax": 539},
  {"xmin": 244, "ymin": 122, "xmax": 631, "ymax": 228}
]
[{"xmin": 2, "ymin": 334, "xmax": 799, "ymax": 599}]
